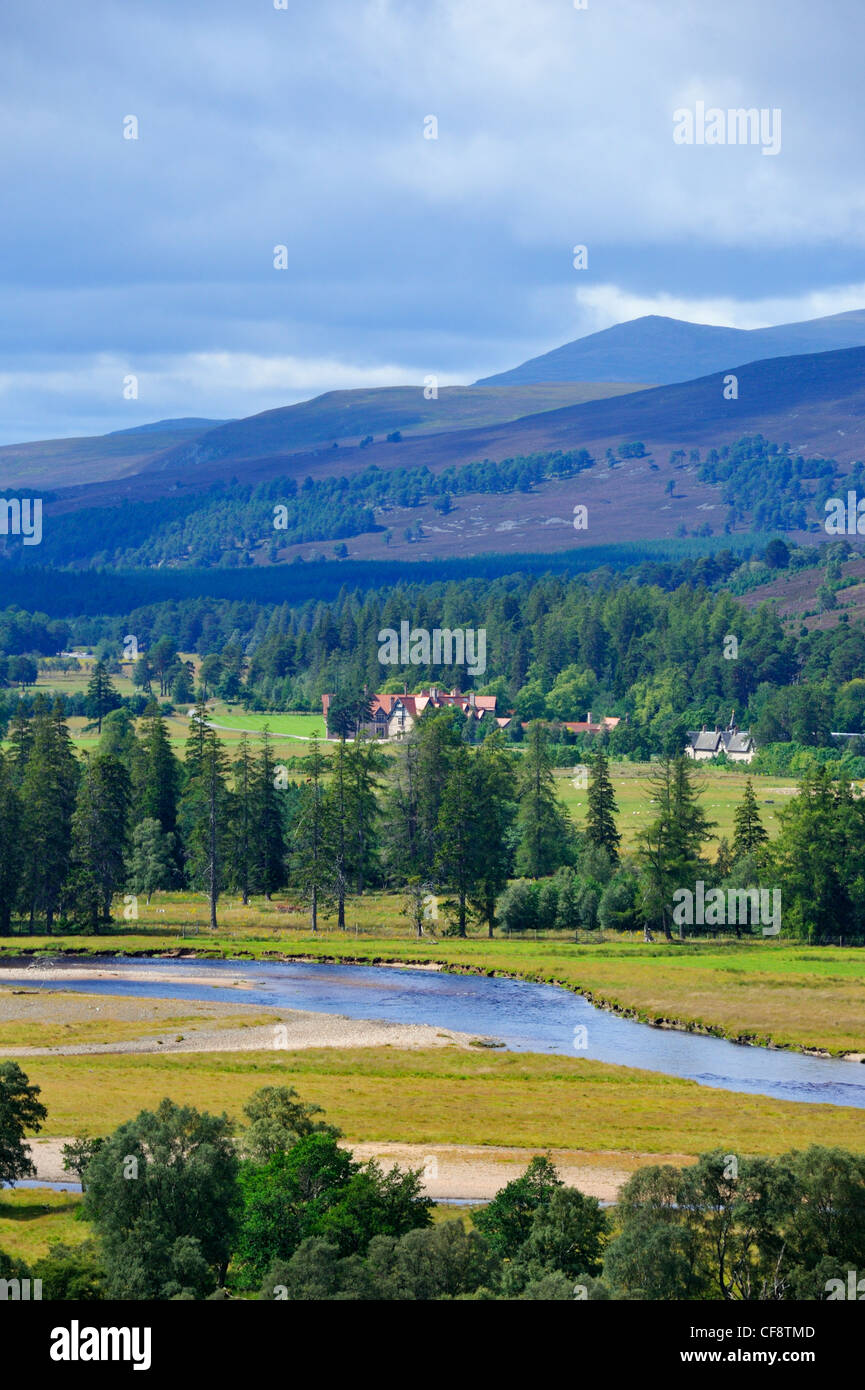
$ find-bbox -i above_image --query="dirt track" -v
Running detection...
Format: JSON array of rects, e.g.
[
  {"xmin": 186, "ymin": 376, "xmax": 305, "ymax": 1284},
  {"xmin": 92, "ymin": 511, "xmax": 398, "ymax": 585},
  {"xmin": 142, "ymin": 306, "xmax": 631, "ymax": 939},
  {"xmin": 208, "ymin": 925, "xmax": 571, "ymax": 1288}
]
[{"xmin": 26, "ymin": 1136, "xmax": 689, "ymax": 1202}]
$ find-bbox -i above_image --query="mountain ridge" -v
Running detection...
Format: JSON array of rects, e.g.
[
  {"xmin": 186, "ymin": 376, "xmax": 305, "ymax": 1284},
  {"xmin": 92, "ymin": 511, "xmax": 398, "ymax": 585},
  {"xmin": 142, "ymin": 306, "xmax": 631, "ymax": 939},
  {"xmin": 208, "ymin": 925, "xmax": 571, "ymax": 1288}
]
[{"xmin": 476, "ymin": 307, "xmax": 865, "ymax": 385}]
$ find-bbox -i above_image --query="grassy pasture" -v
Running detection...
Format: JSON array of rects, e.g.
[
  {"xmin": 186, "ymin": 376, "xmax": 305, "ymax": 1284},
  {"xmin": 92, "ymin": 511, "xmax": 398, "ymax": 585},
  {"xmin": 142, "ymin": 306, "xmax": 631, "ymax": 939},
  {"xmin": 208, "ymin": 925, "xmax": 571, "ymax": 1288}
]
[
  {"xmin": 16, "ymin": 1048, "xmax": 865, "ymax": 1156},
  {"xmin": 205, "ymin": 710, "xmax": 325, "ymax": 739},
  {"xmin": 557, "ymin": 762, "xmax": 798, "ymax": 854},
  {"xmin": 0, "ymin": 1190, "xmax": 84, "ymax": 1265}
]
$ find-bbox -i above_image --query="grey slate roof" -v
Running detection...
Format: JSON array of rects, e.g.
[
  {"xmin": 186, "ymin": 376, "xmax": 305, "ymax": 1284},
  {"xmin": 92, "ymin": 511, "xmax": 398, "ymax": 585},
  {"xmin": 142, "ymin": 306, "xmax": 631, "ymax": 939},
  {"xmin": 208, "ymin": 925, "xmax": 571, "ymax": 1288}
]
[{"xmin": 686, "ymin": 727, "xmax": 754, "ymax": 754}]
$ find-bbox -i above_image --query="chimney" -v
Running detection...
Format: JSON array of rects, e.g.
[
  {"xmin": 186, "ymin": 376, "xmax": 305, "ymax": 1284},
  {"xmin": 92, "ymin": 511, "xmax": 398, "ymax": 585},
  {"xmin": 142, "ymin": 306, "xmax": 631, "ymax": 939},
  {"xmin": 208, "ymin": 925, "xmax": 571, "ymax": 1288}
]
[
  {"xmin": 403, "ymin": 683, "xmax": 408, "ymax": 696},
  {"xmin": 587, "ymin": 711, "xmax": 592, "ymax": 726},
  {"xmin": 469, "ymin": 691, "xmax": 476, "ymax": 709},
  {"xmin": 430, "ymin": 686, "xmax": 437, "ymax": 700}
]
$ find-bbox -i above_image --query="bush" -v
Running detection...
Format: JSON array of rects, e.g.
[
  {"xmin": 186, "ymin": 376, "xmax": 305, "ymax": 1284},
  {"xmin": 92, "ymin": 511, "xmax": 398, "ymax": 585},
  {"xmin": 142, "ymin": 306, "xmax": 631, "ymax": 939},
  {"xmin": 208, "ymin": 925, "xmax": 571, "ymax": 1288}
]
[{"xmin": 32, "ymin": 1242, "xmax": 106, "ymax": 1301}]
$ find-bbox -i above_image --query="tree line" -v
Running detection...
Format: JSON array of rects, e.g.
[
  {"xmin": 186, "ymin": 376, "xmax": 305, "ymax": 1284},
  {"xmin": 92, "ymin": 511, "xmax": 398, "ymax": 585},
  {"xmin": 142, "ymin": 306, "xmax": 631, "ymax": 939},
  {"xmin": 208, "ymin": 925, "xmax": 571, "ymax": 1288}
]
[
  {"xmin": 11, "ymin": 526, "xmax": 865, "ymax": 763},
  {"xmin": 2, "ymin": 1064, "xmax": 863, "ymax": 1301},
  {"xmin": 0, "ymin": 690, "xmax": 861, "ymax": 943},
  {"xmin": 5, "ymin": 446, "xmax": 597, "ymax": 570}
]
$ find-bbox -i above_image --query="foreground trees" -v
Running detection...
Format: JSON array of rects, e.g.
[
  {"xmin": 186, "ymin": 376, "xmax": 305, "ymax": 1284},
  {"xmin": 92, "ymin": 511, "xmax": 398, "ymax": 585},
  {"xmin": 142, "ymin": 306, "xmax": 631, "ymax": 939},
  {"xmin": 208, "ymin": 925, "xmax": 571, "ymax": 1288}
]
[
  {"xmin": 5, "ymin": 1066, "xmax": 865, "ymax": 1302},
  {"xmin": 607, "ymin": 1147, "xmax": 865, "ymax": 1300},
  {"xmin": 236, "ymin": 1132, "xmax": 432, "ymax": 1286},
  {"xmin": 0, "ymin": 1061, "xmax": 47, "ymax": 1185},
  {"xmin": 83, "ymin": 1099, "xmax": 239, "ymax": 1299}
]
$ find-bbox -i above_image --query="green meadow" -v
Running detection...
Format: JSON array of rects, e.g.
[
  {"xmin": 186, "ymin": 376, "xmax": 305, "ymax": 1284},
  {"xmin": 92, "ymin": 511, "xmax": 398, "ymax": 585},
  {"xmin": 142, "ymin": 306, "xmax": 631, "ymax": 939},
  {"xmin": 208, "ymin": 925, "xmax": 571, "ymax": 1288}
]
[
  {"xmin": 14, "ymin": 1047, "xmax": 865, "ymax": 1157},
  {"xmin": 556, "ymin": 762, "xmax": 798, "ymax": 854}
]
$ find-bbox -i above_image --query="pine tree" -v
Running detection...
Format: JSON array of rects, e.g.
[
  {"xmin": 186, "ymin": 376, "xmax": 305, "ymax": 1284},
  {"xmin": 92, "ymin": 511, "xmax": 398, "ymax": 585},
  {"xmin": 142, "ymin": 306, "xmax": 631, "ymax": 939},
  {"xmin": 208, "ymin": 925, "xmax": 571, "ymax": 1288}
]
[
  {"xmin": 171, "ymin": 662, "xmax": 195, "ymax": 706},
  {"xmin": 323, "ymin": 736, "xmax": 386, "ymax": 929},
  {"xmin": 514, "ymin": 722, "xmax": 573, "ymax": 878},
  {"xmin": 64, "ymin": 759, "xmax": 105, "ymax": 930},
  {"xmin": 230, "ymin": 735, "xmax": 256, "ymax": 905},
  {"xmin": 180, "ymin": 708, "xmax": 232, "ymax": 930},
  {"xmin": 253, "ymin": 729, "xmax": 286, "ymax": 900},
  {"xmin": 132, "ymin": 654, "xmax": 153, "ymax": 696},
  {"xmin": 732, "ymin": 780, "xmax": 769, "ymax": 860},
  {"xmin": 290, "ymin": 736, "xmax": 334, "ymax": 932},
  {"xmin": 774, "ymin": 766, "xmax": 848, "ymax": 942},
  {"xmin": 136, "ymin": 703, "xmax": 181, "ymax": 845},
  {"xmin": 66, "ymin": 753, "xmax": 131, "ymax": 928},
  {"xmin": 20, "ymin": 702, "xmax": 79, "ymax": 931},
  {"xmin": 415, "ymin": 710, "xmax": 464, "ymax": 876},
  {"xmin": 149, "ymin": 637, "xmax": 179, "ymax": 698},
  {"xmin": 585, "ymin": 745, "xmax": 621, "ymax": 862},
  {"xmin": 0, "ymin": 752, "xmax": 22, "ymax": 933},
  {"xmin": 7, "ymin": 710, "xmax": 32, "ymax": 784},
  {"xmin": 638, "ymin": 756, "xmax": 715, "ymax": 941},
  {"xmin": 129, "ymin": 818, "xmax": 174, "ymax": 904},
  {"xmin": 346, "ymin": 736, "xmax": 386, "ymax": 894},
  {"xmin": 384, "ymin": 737, "xmax": 422, "ymax": 884},
  {"xmin": 326, "ymin": 739, "xmax": 352, "ymax": 931},
  {"xmin": 468, "ymin": 731, "xmax": 517, "ymax": 937},
  {"xmin": 85, "ymin": 660, "xmax": 117, "ymax": 735},
  {"xmin": 326, "ymin": 691, "xmax": 372, "ymax": 740},
  {"xmin": 434, "ymin": 744, "xmax": 481, "ymax": 938},
  {"xmin": 52, "ymin": 699, "xmax": 80, "ymax": 821},
  {"xmin": 98, "ymin": 708, "xmax": 140, "ymax": 767}
]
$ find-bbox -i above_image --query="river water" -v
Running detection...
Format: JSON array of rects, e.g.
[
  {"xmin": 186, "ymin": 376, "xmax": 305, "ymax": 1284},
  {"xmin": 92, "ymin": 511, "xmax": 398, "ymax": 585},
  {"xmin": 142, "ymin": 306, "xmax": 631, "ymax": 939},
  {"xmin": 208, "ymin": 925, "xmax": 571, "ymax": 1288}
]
[{"xmin": 5, "ymin": 955, "xmax": 865, "ymax": 1110}]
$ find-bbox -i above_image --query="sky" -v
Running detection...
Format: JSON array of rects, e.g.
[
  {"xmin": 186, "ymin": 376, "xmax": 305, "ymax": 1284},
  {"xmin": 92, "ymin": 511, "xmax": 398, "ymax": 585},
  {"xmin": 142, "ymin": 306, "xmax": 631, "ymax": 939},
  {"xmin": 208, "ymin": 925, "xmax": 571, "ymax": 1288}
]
[{"xmin": 1, "ymin": 0, "xmax": 864, "ymax": 443}]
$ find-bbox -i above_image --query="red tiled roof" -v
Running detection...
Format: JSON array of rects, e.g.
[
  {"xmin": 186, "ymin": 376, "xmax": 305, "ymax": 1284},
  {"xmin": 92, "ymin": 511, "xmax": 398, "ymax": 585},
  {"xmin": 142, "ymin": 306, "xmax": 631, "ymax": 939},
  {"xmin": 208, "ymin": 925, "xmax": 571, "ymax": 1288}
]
[{"xmin": 323, "ymin": 689, "xmax": 508, "ymax": 729}]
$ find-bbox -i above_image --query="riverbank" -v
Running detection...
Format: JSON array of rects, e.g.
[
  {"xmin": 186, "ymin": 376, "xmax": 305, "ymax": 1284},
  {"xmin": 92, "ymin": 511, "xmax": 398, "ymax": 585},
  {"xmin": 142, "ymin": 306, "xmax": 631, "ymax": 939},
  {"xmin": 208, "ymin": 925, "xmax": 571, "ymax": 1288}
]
[
  {"xmin": 1, "ymin": 930, "xmax": 864, "ymax": 1057},
  {"xmin": 0, "ymin": 973, "xmax": 482, "ymax": 1054},
  {"xmin": 23, "ymin": 1135, "xmax": 689, "ymax": 1203}
]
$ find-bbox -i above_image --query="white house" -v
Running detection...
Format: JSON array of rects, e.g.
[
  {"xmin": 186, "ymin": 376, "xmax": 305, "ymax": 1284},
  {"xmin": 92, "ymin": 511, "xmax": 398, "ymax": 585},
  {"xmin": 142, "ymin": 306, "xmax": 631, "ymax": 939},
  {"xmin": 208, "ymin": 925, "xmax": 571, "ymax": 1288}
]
[{"xmin": 685, "ymin": 721, "xmax": 755, "ymax": 764}]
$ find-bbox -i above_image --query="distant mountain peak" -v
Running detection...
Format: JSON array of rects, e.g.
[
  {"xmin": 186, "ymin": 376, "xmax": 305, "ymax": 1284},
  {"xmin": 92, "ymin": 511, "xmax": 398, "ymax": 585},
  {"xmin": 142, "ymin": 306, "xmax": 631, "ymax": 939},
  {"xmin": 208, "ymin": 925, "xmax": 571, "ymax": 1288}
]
[
  {"xmin": 106, "ymin": 417, "xmax": 232, "ymax": 437},
  {"xmin": 475, "ymin": 307, "xmax": 865, "ymax": 387}
]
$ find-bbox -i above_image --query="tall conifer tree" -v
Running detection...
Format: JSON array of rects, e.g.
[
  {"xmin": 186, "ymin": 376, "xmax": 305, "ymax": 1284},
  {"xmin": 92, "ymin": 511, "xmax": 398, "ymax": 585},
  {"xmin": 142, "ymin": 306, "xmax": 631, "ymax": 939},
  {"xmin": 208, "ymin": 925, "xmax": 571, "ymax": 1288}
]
[{"xmin": 585, "ymin": 745, "xmax": 621, "ymax": 863}]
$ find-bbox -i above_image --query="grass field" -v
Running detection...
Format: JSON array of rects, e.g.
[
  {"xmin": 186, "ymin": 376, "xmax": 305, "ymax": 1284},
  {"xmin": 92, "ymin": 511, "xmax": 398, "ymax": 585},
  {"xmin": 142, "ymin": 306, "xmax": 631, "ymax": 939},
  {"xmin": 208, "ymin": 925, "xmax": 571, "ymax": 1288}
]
[
  {"xmin": 206, "ymin": 711, "xmax": 325, "ymax": 739},
  {"xmin": 31, "ymin": 666, "xmax": 138, "ymax": 700},
  {"xmin": 0, "ymin": 1190, "xmax": 83, "ymax": 1265},
  {"xmin": 16, "ymin": 1047, "xmax": 865, "ymax": 1156},
  {"xmin": 14, "ymin": 675, "xmax": 326, "ymax": 762},
  {"xmin": 13, "ymin": 666, "xmax": 798, "ymax": 837},
  {"xmin": 3, "ymin": 921, "xmax": 863, "ymax": 1236},
  {"xmin": 557, "ymin": 763, "xmax": 798, "ymax": 854}
]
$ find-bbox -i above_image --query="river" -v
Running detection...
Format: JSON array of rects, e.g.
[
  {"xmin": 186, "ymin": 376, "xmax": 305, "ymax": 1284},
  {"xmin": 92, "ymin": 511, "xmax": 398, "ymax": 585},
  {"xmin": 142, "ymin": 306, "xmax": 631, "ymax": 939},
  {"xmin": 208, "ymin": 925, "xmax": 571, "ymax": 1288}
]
[{"xmin": 4, "ymin": 955, "xmax": 865, "ymax": 1110}]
